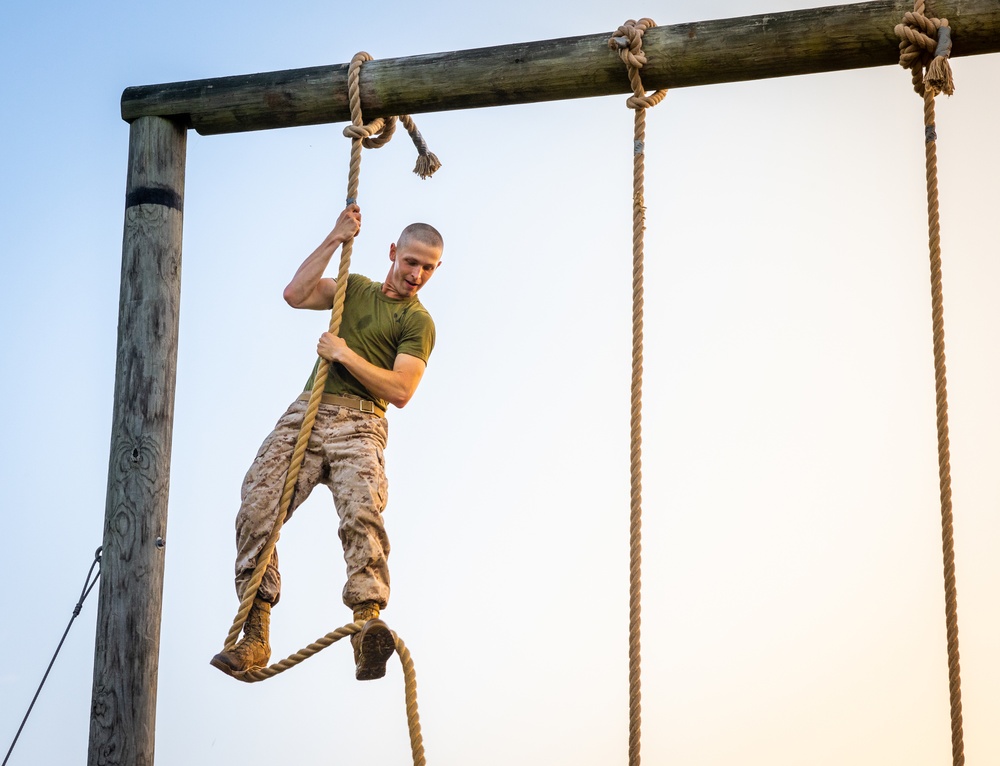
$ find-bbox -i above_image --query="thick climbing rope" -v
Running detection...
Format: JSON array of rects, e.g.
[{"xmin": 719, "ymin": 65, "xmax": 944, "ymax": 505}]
[
  {"xmin": 895, "ymin": 5, "xmax": 965, "ymax": 765},
  {"xmin": 218, "ymin": 51, "xmax": 439, "ymax": 765},
  {"xmin": 609, "ymin": 20, "xmax": 667, "ymax": 766}
]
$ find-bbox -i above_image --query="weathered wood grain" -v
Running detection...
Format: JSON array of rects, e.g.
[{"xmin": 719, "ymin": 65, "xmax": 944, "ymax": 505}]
[
  {"xmin": 120, "ymin": 0, "xmax": 1000, "ymax": 135},
  {"xmin": 89, "ymin": 116, "xmax": 186, "ymax": 766}
]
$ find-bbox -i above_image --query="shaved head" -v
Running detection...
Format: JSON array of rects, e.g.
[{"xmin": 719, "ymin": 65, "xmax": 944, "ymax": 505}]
[{"xmin": 397, "ymin": 222, "xmax": 444, "ymax": 253}]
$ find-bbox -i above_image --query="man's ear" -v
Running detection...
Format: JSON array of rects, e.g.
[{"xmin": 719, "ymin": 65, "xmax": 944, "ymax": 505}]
[{"xmin": 389, "ymin": 242, "xmax": 397, "ymax": 262}]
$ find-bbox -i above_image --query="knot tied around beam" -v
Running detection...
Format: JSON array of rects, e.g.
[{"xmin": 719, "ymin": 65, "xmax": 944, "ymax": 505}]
[
  {"xmin": 895, "ymin": 2, "xmax": 955, "ymax": 96},
  {"xmin": 609, "ymin": 18, "xmax": 668, "ymax": 110},
  {"xmin": 343, "ymin": 51, "xmax": 442, "ymax": 179}
]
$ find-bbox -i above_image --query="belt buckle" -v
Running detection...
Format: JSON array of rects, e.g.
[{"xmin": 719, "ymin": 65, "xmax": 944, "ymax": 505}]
[{"xmin": 359, "ymin": 399, "xmax": 374, "ymax": 414}]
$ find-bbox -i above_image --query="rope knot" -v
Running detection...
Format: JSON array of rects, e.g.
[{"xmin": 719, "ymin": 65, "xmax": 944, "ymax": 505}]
[
  {"xmin": 342, "ymin": 117, "xmax": 391, "ymax": 142},
  {"xmin": 895, "ymin": 6, "xmax": 955, "ymax": 96},
  {"xmin": 609, "ymin": 18, "xmax": 667, "ymax": 110},
  {"xmin": 610, "ymin": 18, "xmax": 653, "ymax": 69},
  {"xmin": 343, "ymin": 51, "xmax": 441, "ymax": 179}
]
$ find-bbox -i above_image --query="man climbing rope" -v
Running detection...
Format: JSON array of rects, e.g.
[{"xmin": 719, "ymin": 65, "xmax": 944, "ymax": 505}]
[{"xmin": 210, "ymin": 203, "xmax": 444, "ymax": 681}]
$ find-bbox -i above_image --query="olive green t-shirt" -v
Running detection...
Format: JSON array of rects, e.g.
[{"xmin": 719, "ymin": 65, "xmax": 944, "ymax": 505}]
[{"xmin": 303, "ymin": 273, "xmax": 436, "ymax": 413}]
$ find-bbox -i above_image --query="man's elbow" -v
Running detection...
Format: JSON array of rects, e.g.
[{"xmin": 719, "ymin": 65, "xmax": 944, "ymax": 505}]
[
  {"xmin": 388, "ymin": 383, "xmax": 420, "ymax": 409},
  {"xmin": 283, "ymin": 285, "xmax": 303, "ymax": 308},
  {"xmin": 386, "ymin": 363, "xmax": 424, "ymax": 410},
  {"xmin": 389, "ymin": 391, "xmax": 413, "ymax": 409}
]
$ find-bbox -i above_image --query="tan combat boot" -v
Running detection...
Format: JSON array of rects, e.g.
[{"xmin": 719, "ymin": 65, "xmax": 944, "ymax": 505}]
[
  {"xmin": 210, "ymin": 598, "xmax": 272, "ymax": 676},
  {"xmin": 351, "ymin": 602, "xmax": 396, "ymax": 681}
]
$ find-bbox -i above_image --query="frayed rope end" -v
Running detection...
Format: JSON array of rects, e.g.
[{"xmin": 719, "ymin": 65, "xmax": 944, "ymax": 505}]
[
  {"xmin": 413, "ymin": 152, "xmax": 442, "ymax": 180},
  {"xmin": 925, "ymin": 56, "xmax": 955, "ymax": 96}
]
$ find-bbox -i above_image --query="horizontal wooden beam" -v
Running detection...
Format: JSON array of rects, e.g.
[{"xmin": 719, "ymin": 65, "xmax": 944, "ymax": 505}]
[{"xmin": 121, "ymin": 0, "xmax": 1000, "ymax": 135}]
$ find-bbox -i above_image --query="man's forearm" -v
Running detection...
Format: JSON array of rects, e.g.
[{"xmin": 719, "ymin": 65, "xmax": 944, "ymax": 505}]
[
  {"xmin": 285, "ymin": 205, "xmax": 362, "ymax": 309},
  {"xmin": 283, "ymin": 234, "xmax": 345, "ymax": 308},
  {"xmin": 316, "ymin": 334, "xmax": 428, "ymax": 410},
  {"xmin": 333, "ymin": 348, "xmax": 415, "ymax": 408}
]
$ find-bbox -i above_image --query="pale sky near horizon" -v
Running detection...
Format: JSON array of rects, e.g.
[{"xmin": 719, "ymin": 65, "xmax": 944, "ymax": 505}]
[{"xmin": 2, "ymin": 2, "xmax": 998, "ymax": 765}]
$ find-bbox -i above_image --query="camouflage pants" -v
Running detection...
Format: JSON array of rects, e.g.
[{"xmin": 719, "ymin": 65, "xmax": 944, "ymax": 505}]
[{"xmin": 234, "ymin": 398, "xmax": 390, "ymax": 609}]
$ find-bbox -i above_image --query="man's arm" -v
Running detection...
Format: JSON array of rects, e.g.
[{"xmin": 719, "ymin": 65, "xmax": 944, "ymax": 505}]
[
  {"xmin": 283, "ymin": 205, "xmax": 361, "ymax": 310},
  {"xmin": 317, "ymin": 332, "xmax": 426, "ymax": 409}
]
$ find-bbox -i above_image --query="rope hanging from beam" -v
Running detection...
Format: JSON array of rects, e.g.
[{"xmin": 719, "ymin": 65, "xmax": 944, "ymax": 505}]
[
  {"xmin": 609, "ymin": 19, "xmax": 667, "ymax": 766},
  {"xmin": 204, "ymin": 19, "xmax": 968, "ymax": 766},
  {"xmin": 217, "ymin": 50, "xmax": 438, "ymax": 766},
  {"xmin": 895, "ymin": 5, "xmax": 965, "ymax": 765}
]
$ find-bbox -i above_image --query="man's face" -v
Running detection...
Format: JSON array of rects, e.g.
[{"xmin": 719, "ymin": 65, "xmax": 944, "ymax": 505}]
[{"xmin": 384, "ymin": 240, "xmax": 443, "ymax": 299}]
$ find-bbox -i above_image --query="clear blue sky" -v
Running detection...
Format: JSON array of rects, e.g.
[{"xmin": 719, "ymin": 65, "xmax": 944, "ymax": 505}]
[{"xmin": 2, "ymin": 2, "xmax": 998, "ymax": 764}]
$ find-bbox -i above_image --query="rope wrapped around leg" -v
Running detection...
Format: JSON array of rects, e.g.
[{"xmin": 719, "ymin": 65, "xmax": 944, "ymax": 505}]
[
  {"xmin": 216, "ymin": 47, "xmax": 438, "ymax": 766},
  {"xmin": 230, "ymin": 627, "xmax": 426, "ymax": 764}
]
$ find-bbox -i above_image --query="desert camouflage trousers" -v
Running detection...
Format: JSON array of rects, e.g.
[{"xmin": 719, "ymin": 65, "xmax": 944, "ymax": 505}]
[{"xmin": 234, "ymin": 398, "xmax": 391, "ymax": 609}]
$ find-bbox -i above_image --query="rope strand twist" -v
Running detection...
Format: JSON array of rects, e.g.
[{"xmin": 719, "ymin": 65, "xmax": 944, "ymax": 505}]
[
  {"xmin": 896, "ymin": 5, "xmax": 964, "ymax": 766},
  {"xmin": 610, "ymin": 18, "xmax": 666, "ymax": 766}
]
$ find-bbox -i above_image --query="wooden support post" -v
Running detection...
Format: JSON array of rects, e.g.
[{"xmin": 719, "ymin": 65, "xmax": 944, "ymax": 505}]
[
  {"xmin": 119, "ymin": 0, "xmax": 1000, "ymax": 135},
  {"xmin": 88, "ymin": 115, "xmax": 186, "ymax": 766}
]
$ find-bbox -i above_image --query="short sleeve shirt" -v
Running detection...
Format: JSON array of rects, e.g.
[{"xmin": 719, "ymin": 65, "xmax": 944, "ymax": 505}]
[{"xmin": 304, "ymin": 273, "xmax": 436, "ymax": 412}]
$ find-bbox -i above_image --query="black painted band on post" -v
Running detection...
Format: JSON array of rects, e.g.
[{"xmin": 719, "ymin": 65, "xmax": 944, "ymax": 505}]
[{"xmin": 126, "ymin": 187, "xmax": 184, "ymax": 212}]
